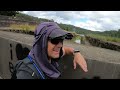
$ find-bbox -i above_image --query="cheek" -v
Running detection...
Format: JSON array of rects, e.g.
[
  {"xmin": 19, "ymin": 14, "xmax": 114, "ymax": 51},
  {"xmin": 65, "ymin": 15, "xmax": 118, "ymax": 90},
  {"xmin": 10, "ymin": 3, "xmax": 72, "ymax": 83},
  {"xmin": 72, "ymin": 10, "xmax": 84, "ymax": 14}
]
[{"xmin": 47, "ymin": 41, "xmax": 54, "ymax": 56}]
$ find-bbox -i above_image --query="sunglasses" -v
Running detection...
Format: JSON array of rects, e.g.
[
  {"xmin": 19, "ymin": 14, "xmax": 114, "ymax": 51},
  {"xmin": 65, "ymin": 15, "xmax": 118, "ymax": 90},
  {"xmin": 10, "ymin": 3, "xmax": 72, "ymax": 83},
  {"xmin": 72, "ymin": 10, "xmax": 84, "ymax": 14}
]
[{"xmin": 48, "ymin": 37, "xmax": 64, "ymax": 45}]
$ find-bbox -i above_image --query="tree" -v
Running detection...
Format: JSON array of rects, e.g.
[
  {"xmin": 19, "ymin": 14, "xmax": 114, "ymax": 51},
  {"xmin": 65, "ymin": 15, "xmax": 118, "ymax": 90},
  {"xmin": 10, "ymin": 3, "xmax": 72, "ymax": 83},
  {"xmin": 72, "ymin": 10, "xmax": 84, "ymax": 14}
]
[
  {"xmin": 0, "ymin": 11, "xmax": 19, "ymax": 16},
  {"xmin": 118, "ymin": 29, "xmax": 120, "ymax": 32}
]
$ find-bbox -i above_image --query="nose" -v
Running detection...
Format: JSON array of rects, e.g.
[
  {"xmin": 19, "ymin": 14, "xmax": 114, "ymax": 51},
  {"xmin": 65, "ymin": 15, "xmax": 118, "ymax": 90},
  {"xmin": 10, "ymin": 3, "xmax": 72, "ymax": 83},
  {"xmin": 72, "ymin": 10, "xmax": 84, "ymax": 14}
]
[{"xmin": 56, "ymin": 42, "xmax": 63, "ymax": 48}]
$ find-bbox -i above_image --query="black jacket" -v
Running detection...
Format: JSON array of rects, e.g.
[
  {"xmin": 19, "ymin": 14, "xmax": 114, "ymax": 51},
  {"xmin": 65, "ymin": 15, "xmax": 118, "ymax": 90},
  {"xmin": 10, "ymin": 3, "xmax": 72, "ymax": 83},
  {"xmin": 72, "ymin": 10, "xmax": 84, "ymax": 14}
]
[
  {"xmin": 11, "ymin": 57, "xmax": 46, "ymax": 79},
  {"xmin": 11, "ymin": 49, "xmax": 63, "ymax": 79}
]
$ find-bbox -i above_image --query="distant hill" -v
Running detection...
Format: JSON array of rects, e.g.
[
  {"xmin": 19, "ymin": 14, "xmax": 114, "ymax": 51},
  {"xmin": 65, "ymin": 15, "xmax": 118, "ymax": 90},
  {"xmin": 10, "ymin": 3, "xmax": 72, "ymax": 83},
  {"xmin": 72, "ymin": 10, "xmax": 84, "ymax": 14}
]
[
  {"xmin": 1, "ymin": 12, "xmax": 120, "ymax": 38},
  {"xmin": 15, "ymin": 12, "xmax": 52, "ymax": 22},
  {"xmin": 15, "ymin": 12, "xmax": 95, "ymax": 35}
]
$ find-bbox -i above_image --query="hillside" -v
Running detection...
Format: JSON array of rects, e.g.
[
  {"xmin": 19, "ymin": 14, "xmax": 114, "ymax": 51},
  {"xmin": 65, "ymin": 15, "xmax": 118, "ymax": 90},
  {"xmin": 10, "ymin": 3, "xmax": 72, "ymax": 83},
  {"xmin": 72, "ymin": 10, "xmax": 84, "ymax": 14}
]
[
  {"xmin": 15, "ymin": 12, "xmax": 94, "ymax": 35},
  {"xmin": 0, "ymin": 12, "xmax": 120, "ymax": 41},
  {"xmin": 15, "ymin": 13, "xmax": 51, "ymax": 22},
  {"xmin": 0, "ymin": 12, "xmax": 119, "ymax": 51},
  {"xmin": 16, "ymin": 13, "xmax": 120, "ymax": 37}
]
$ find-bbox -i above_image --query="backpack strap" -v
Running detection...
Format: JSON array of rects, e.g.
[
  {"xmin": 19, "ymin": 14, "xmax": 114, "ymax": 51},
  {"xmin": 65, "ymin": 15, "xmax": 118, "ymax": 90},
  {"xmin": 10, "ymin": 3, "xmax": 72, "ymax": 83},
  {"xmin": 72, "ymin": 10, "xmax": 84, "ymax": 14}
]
[
  {"xmin": 22, "ymin": 57, "xmax": 45, "ymax": 79},
  {"xmin": 11, "ymin": 57, "xmax": 45, "ymax": 79},
  {"xmin": 27, "ymin": 55, "xmax": 45, "ymax": 79},
  {"xmin": 11, "ymin": 61, "xmax": 23, "ymax": 79}
]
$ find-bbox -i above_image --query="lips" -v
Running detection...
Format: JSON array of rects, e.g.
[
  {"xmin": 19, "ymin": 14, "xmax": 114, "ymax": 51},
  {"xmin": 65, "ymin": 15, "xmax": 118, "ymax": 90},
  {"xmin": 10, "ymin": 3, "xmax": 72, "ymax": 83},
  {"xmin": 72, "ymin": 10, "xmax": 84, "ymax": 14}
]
[
  {"xmin": 53, "ymin": 50, "xmax": 59, "ymax": 52},
  {"xmin": 54, "ymin": 50, "xmax": 59, "ymax": 52},
  {"xmin": 53, "ymin": 47, "xmax": 60, "ymax": 54},
  {"xmin": 53, "ymin": 48, "xmax": 60, "ymax": 52},
  {"xmin": 53, "ymin": 50, "xmax": 60, "ymax": 54}
]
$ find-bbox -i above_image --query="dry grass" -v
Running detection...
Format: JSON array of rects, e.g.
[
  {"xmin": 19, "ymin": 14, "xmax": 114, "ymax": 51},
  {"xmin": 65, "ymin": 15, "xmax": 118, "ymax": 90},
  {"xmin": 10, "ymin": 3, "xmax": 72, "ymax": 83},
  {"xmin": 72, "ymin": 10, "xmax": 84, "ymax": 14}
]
[{"xmin": 9, "ymin": 24, "xmax": 37, "ymax": 31}]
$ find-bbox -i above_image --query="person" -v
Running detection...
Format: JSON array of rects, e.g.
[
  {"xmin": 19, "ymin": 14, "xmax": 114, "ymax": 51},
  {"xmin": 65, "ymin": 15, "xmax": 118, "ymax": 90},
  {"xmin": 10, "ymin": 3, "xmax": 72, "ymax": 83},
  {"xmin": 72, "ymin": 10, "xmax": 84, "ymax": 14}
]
[{"xmin": 11, "ymin": 22, "xmax": 88, "ymax": 79}]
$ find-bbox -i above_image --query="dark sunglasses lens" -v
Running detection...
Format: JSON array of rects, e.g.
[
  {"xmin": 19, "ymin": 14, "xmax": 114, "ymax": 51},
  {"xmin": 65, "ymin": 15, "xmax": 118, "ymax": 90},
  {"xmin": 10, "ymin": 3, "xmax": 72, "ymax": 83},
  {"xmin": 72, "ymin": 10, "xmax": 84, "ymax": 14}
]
[{"xmin": 50, "ymin": 38, "xmax": 63, "ymax": 45}]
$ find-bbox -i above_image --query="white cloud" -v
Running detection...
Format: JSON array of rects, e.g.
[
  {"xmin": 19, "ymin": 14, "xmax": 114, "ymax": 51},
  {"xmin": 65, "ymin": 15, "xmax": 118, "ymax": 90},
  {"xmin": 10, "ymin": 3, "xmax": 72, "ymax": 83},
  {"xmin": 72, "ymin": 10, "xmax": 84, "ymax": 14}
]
[
  {"xmin": 74, "ymin": 20, "xmax": 102, "ymax": 31},
  {"xmin": 22, "ymin": 11, "xmax": 120, "ymax": 31}
]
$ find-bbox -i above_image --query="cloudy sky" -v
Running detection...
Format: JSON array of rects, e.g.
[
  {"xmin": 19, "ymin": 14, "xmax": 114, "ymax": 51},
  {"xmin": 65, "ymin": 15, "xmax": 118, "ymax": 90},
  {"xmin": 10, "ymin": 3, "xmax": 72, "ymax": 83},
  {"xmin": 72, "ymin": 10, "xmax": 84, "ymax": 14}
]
[{"xmin": 22, "ymin": 11, "xmax": 120, "ymax": 32}]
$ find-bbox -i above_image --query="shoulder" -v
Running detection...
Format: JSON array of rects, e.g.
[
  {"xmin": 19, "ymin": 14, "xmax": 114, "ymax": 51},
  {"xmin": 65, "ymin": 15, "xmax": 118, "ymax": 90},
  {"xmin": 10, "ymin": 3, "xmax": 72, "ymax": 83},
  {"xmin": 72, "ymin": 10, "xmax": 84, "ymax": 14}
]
[{"xmin": 15, "ymin": 58, "xmax": 39, "ymax": 79}]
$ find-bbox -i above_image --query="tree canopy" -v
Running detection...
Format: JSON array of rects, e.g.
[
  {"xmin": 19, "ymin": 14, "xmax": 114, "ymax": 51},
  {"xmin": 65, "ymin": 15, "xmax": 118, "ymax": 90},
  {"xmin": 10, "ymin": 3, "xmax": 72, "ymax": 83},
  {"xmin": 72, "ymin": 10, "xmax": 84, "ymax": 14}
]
[{"xmin": 0, "ymin": 11, "xmax": 19, "ymax": 16}]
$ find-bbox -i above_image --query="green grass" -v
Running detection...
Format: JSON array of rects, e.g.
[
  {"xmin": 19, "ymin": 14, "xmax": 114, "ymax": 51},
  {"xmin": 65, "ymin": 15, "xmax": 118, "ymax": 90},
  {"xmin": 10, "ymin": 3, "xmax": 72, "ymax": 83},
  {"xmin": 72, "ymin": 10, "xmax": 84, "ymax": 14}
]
[
  {"xmin": 9, "ymin": 24, "xmax": 37, "ymax": 31},
  {"xmin": 87, "ymin": 34, "xmax": 120, "ymax": 43},
  {"xmin": 72, "ymin": 35, "xmax": 81, "ymax": 41}
]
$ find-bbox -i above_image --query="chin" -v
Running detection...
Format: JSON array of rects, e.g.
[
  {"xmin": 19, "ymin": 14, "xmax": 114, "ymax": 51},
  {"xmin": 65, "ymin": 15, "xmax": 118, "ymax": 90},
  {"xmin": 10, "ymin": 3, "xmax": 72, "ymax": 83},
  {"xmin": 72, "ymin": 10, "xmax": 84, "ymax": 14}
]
[{"xmin": 52, "ymin": 55, "xmax": 59, "ymax": 59}]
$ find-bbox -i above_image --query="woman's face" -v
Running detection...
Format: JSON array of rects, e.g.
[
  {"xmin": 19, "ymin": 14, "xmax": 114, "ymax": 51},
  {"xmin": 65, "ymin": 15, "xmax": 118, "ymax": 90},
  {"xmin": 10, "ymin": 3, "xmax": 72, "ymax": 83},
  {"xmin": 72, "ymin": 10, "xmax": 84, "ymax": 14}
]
[{"xmin": 47, "ymin": 37, "xmax": 63, "ymax": 60}]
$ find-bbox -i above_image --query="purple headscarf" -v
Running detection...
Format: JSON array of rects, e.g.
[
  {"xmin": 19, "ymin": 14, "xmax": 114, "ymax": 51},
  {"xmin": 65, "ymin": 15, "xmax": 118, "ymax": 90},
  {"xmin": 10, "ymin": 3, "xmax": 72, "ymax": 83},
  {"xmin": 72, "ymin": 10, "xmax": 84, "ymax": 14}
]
[{"xmin": 29, "ymin": 22, "xmax": 73, "ymax": 79}]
